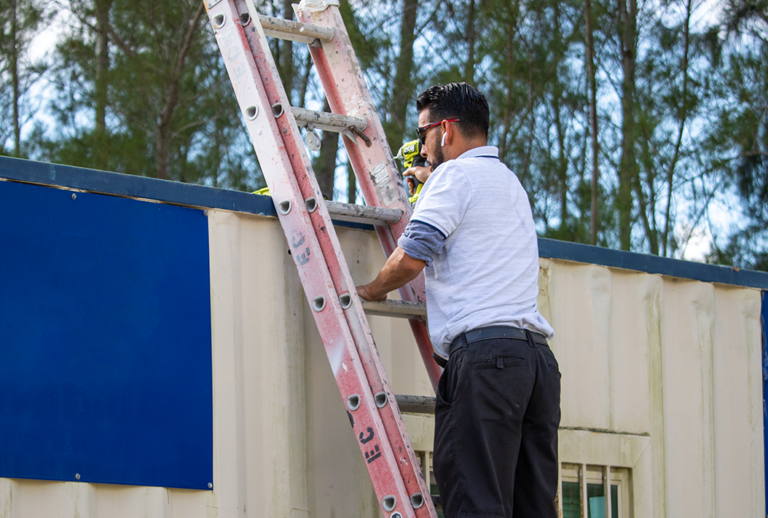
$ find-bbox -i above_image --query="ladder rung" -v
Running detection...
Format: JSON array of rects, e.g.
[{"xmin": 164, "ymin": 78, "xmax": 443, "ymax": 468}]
[
  {"xmin": 290, "ymin": 107, "xmax": 367, "ymax": 134},
  {"xmin": 210, "ymin": 1, "xmax": 438, "ymax": 513},
  {"xmin": 325, "ymin": 201, "xmax": 402, "ymax": 225},
  {"xmin": 259, "ymin": 15, "xmax": 334, "ymax": 46},
  {"xmin": 361, "ymin": 299, "xmax": 426, "ymax": 319},
  {"xmin": 395, "ymin": 395, "xmax": 436, "ymax": 415}
]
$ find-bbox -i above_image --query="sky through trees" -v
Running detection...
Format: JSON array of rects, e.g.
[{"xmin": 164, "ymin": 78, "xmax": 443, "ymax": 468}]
[{"xmin": 1, "ymin": 0, "xmax": 766, "ymax": 269}]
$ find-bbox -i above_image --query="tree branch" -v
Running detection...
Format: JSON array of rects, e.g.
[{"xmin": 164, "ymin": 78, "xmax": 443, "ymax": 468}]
[
  {"xmin": 173, "ymin": 1, "xmax": 206, "ymax": 80},
  {"xmin": 106, "ymin": 23, "xmax": 165, "ymax": 77},
  {"xmin": 661, "ymin": 0, "xmax": 693, "ymax": 256}
]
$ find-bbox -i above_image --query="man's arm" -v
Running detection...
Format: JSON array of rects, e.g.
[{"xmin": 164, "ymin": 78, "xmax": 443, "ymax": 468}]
[{"xmin": 356, "ymin": 247, "xmax": 426, "ymax": 301}]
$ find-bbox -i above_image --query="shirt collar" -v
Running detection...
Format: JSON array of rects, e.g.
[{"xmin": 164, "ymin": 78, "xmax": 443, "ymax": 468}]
[{"xmin": 457, "ymin": 146, "xmax": 499, "ymax": 160}]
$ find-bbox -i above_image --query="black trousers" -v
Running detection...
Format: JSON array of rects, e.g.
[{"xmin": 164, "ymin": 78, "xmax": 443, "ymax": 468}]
[{"xmin": 433, "ymin": 334, "xmax": 561, "ymax": 518}]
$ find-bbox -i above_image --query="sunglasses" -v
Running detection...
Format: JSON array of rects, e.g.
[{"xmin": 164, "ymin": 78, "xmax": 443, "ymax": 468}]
[{"xmin": 417, "ymin": 118, "xmax": 460, "ymax": 145}]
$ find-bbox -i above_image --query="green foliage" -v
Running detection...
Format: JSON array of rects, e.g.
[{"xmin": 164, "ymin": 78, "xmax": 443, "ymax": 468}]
[
  {"xmin": 698, "ymin": 0, "xmax": 768, "ymax": 270},
  {"xmin": 28, "ymin": 0, "xmax": 263, "ymax": 190},
  {"xmin": 5, "ymin": 0, "xmax": 767, "ymax": 270}
]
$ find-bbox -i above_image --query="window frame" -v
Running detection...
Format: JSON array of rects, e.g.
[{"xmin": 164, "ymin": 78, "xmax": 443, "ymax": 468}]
[{"xmin": 559, "ymin": 463, "xmax": 632, "ymax": 518}]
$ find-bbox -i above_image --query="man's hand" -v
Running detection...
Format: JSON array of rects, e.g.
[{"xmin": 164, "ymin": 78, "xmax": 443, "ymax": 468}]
[
  {"xmin": 356, "ymin": 247, "xmax": 427, "ymax": 301},
  {"xmin": 403, "ymin": 166, "xmax": 431, "ymax": 194},
  {"xmin": 356, "ymin": 284, "xmax": 387, "ymax": 302}
]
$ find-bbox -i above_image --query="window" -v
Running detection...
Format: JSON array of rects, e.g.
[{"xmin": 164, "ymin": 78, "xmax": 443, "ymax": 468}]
[
  {"xmin": 414, "ymin": 450, "xmax": 632, "ymax": 518},
  {"xmin": 559, "ymin": 464, "xmax": 632, "ymax": 518}
]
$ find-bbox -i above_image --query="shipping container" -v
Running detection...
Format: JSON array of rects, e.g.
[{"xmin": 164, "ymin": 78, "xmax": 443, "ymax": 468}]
[{"xmin": 1, "ymin": 156, "xmax": 766, "ymax": 517}]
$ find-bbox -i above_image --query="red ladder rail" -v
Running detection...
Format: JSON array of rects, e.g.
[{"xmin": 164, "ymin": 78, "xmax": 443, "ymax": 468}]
[
  {"xmin": 294, "ymin": 1, "xmax": 442, "ymax": 391},
  {"xmin": 205, "ymin": 0, "xmax": 438, "ymax": 516}
]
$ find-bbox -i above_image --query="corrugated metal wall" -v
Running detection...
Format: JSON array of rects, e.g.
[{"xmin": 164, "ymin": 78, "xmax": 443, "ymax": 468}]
[
  {"xmin": 539, "ymin": 260, "xmax": 764, "ymax": 517},
  {"xmin": 1, "ymin": 208, "xmax": 764, "ymax": 518}
]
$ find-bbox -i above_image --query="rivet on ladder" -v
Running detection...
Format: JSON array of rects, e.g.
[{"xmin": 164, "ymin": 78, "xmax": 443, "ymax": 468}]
[
  {"xmin": 278, "ymin": 199, "xmax": 292, "ymax": 215},
  {"xmin": 374, "ymin": 392, "xmax": 387, "ymax": 408},
  {"xmin": 410, "ymin": 492, "xmax": 424, "ymax": 509},
  {"xmin": 272, "ymin": 103, "xmax": 284, "ymax": 118},
  {"xmin": 346, "ymin": 394, "xmax": 361, "ymax": 411},
  {"xmin": 239, "ymin": 12, "xmax": 251, "ymax": 26},
  {"xmin": 390, "ymin": 513, "xmax": 403, "ymax": 518},
  {"xmin": 339, "ymin": 293, "xmax": 352, "ymax": 309},
  {"xmin": 305, "ymin": 197, "xmax": 317, "ymax": 213},
  {"xmin": 381, "ymin": 496, "xmax": 397, "ymax": 512},
  {"xmin": 312, "ymin": 296, "xmax": 326, "ymax": 312},
  {"xmin": 212, "ymin": 14, "xmax": 226, "ymax": 29},
  {"xmin": 245, "ymin": 105, "xmax": 259, "ymax": 120}
]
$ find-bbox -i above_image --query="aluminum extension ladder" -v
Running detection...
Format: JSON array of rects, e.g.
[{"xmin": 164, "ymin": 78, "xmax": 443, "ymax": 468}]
[{"xmin": 204, "ymin": 0, "xmax": 441, "ymax": 515}]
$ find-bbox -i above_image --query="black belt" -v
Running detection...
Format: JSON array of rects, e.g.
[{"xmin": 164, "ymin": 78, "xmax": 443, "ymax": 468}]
[{"xmin": 433, "ymin": 326, "xmax": 548, "ymax": 368}]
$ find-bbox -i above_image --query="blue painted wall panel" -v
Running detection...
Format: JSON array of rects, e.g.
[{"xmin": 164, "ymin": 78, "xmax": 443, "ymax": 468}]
[{"xmin": 0, "ymin": 181, "xmax": 213, "ymax": 489}]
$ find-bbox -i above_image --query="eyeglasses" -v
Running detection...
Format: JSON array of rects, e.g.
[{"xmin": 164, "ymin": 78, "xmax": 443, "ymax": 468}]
[{"xmin": 417, "ymin": 118, "xmax": 460, "ymax": 145}]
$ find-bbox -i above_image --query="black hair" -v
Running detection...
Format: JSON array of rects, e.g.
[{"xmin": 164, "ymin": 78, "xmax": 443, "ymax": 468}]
[{"xmin": 416, "ymin": 83, "xmax": 489, "ymax": 139}]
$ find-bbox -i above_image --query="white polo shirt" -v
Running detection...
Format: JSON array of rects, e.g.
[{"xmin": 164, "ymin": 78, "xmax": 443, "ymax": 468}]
[{"xmin": 402, "ymin": 146, "xmax": 554, "ymax": 356}]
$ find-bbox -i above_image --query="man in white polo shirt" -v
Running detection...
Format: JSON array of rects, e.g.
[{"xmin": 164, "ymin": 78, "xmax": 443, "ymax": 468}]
[{"xmin": 356, "ymin": 83, "xmax": 560, "ymax": 518}]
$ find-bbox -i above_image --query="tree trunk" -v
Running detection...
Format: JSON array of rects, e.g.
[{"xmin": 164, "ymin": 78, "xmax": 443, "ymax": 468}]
[
  {"xmin": 520, "ymin": 53, "xmax": 535, "ymax": 186},
  {"xmin": 617, "ymin": 0, "xmax": 638, "ymax": 250},
  {"xmin": 634, "ymin": 168, "xmax": 658, "ymax": 253},
  {"xmin": 94, "ymin": 0, "xmax": 112, "ymax": 170},
  {"xmin": 297, "ymin": 52, "xmax": 313, "ymax": 108},
  {"xmin": 154, "ymin": 1, "xmax": 205, "ymax": 180},
  {"xmin": 11, "ymin": 0, "xmax": 20, "ymax": 158},
  {"xmin": 155, "ymin": 88, "xmax": 178, "ymax": 181},
  {"xmin": 464, "ymin": 0, "xmax": 476, "ymax": 85},
  {"xmin": 383, "ymin": 0, "xmax": 418, "ymax": 148},
  {"xmin": 313, "ymin": 99, "xmax": 339, "ymax": 199},
  {"xmin": 638, "ymin": 132, "xmax": 659, "ymax": 254},
  {"xmin": 279, "ymin": 0, "xmax": 294, "ymax": 103},
  {"xmin": 498, "ymin": 20, "xmax": 515, "ymax": 160},
  {"xmin": 498, "ymin": 0, "xmax": 520, "ymax": 161},
  {"xmin": 661, "ymin": 0, "xmax": 693, "ymax": 256},
  {"xmin": 156, "ymin": 85, "xmax": 172, "ymax": 179},
  {"xmin": 347, "ymin": 161, "xmax": 356, "ymax": 204},
  {"xmin": 553, "ymin": 94, "xmax": 568, "ymax": 233},
  {"xmin": 585, "ymin": 0, "xmax": 600, "ymax": 245},
  {"xmin": 552, "ymin": 1, "xmax": 568, "ymax": 235}
]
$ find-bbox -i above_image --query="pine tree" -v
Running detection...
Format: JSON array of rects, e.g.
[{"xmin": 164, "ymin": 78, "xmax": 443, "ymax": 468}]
[
  {"xmin": 37, "ymin": 0, "xmax": 263, "ymax": 190},
  {"xmin": 0, "ymin": 0, "xmax": 50, "ymax": 158},
  {"xmin": 703, "ymin": 0, "xmax": 768, "ymax": 269}
]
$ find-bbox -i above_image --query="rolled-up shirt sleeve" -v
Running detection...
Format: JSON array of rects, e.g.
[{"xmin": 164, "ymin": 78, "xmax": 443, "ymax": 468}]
[{"xmin": 397, "ymin": 220, "xmax": 446, "ymax": 267}]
